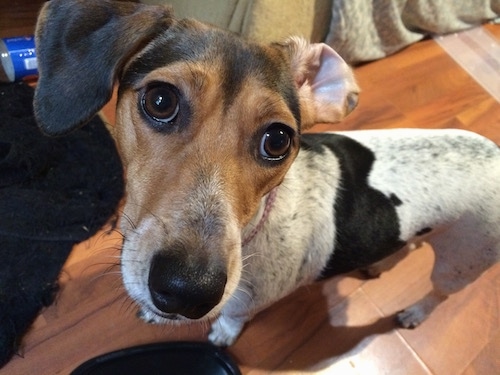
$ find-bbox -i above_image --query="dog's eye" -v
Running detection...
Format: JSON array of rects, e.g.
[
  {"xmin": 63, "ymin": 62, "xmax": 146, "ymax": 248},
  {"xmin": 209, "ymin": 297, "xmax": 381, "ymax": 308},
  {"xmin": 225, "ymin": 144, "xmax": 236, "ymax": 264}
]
[
  {"xmin": 260, "ymin": 124, "xmax": 293, "ymax": 161},
  {"xmin": 141, "ymin": 83, "xmax": 180, "ymax": 125}
]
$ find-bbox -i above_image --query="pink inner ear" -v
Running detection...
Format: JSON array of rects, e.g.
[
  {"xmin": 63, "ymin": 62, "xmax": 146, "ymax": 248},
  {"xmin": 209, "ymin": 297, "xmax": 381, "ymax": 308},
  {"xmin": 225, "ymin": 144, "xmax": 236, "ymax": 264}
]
[
  {"xmin": 310, "ymin": 45, "xmax": 354, "ymax": 106},
  {"xmin": 293, "ymin": 41, "xmax": 359, "ymax": 127}
]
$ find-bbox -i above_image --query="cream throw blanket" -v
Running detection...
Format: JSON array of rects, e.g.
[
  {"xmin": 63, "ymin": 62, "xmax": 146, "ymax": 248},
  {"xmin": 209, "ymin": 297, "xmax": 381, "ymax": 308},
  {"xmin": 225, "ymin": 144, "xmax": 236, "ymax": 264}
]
[{"xmin": 326, "ymin": 0, "xmax": 500, "ymax": 64}]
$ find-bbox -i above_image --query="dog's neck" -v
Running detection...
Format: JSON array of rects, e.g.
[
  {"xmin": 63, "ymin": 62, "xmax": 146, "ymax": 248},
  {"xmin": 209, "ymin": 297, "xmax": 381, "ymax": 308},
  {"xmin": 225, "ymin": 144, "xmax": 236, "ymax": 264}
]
[{"xmin": 242, "ymin": 188, "xmax": 278, "ymax": 247}]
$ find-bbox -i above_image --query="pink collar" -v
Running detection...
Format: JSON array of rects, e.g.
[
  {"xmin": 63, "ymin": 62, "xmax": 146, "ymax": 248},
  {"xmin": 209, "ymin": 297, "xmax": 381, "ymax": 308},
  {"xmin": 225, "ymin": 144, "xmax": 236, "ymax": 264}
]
[{"xmin": 242, "ymin": 188, "xmax": 278, "ymax": 247}]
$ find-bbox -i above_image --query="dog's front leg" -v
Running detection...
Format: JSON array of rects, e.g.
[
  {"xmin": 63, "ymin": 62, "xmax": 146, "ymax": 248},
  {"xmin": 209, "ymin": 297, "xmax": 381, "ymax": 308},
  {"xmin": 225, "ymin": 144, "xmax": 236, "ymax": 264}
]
[
  {"xmin": 208, "ymin": 287, "xmax": 255, "ymax": 346},
  {"xmin": 209, "ymin": 312, "xmax": 248, "ymax": 347}
]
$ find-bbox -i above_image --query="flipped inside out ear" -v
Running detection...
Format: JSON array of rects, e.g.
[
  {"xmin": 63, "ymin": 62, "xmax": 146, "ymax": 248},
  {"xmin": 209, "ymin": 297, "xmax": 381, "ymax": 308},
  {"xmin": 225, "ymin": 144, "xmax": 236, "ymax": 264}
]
[
  {"xmin": 281, "ymin": 37, "xmax": 359, "ymax": 129},
  {"xmin": 33, "ymin": 0, "xmax": 173, "ymax": 136}
]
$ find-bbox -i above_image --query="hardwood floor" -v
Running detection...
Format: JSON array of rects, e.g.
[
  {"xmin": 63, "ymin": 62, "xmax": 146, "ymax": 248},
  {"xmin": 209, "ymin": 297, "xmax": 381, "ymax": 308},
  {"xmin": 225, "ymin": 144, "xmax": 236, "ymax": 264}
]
[{"xmin": 1, "ymin": 6, "xmax": 500, "ymax": 374}]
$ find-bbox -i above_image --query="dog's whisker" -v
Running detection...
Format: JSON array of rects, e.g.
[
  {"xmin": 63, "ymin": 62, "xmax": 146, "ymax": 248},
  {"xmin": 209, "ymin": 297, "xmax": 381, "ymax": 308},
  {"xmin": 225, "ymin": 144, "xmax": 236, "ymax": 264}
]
[
  {"xmin": 79, "ymin": 261, "xmax": 119, "ymax": 276},
  {"xmin": 86, "ymin": 265, "xmax": 122, "ymax": 284},
  {"xmin": 241, "ymin": 252, "xmax": 263, "ymax": 263}
]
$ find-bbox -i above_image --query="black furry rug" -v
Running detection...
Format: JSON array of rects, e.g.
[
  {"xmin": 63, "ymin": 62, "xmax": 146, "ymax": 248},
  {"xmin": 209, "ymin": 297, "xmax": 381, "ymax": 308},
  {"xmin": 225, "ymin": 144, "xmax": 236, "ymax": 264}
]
[{"xmin": 0, "ymin": 82, "xmax": 124, "ymax": 367}]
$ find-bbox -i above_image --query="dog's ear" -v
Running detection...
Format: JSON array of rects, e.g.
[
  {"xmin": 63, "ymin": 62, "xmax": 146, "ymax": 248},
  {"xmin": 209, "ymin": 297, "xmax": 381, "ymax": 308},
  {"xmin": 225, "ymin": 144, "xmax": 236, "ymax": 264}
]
[
  {"xmin": 280, "ymin": 37, "xmax": 359, "ymax": 129},
  {"xmin": 34, "ymin": 0, "xmax": 173, "ymax": 136}
]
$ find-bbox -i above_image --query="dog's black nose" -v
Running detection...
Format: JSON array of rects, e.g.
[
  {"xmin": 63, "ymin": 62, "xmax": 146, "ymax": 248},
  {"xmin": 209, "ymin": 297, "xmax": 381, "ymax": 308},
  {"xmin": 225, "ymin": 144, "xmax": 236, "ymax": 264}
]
[{"xmin": 148, "ymin": 252, "xmax": 227, "ymax": 319}]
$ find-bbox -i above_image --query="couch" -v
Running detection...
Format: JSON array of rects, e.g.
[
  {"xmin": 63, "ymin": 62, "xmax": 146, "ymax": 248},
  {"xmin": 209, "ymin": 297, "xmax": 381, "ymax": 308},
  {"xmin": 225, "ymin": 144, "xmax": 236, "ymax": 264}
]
[{"xmin": 142, "ymin": 0, "xmax": 500, "ymax": 64}]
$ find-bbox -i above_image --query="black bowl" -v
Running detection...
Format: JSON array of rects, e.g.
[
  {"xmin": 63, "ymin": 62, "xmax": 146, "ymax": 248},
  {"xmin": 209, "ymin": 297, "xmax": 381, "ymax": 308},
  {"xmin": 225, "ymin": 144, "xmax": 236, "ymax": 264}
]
[{"xmin": 71, "ymin": 341, "xmax": 241, "ymax": 375}]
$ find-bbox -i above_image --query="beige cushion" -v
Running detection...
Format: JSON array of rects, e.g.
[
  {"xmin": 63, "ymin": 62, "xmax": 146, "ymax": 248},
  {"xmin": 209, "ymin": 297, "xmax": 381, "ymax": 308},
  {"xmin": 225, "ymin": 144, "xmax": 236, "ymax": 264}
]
[{"xmin": 141, "ymin": 0, "xmax": 332, "ymax": 43}]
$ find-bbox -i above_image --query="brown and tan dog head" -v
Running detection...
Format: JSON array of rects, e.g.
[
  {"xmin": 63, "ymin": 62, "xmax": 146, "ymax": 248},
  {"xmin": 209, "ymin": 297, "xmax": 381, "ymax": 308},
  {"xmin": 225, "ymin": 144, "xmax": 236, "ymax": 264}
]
[{"xmin": 34, "ymin": 0, "xmax": 358, "ymax": 323}]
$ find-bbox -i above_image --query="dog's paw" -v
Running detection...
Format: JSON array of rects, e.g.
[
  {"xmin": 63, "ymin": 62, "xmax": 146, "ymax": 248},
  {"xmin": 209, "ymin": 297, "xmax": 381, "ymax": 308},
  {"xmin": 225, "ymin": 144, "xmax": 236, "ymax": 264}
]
[
  {"xmin": 208, "ymin": 316, "xmax": 245, "ymax": 347},
  {"xmin": 396, "ymin": 291, "xmax": 446, "ymax": 329},
  {"xmin": 396, "ymin": 307, "xmax": 428, "ymax": 329}
]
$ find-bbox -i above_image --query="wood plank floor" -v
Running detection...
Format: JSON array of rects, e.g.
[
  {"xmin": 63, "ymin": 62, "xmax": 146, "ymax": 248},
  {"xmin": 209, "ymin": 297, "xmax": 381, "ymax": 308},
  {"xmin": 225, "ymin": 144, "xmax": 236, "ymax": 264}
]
[{"xmin": 2, "ymin": 13, "xmax": 500, "ymax": 375}]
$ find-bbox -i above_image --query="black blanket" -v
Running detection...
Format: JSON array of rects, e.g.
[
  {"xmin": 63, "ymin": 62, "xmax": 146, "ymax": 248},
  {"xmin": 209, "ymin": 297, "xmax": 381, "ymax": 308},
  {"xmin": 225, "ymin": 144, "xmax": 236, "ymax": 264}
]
[{"xmin": 0, "ymin": 82, "xmax": 124, "ymax": 367}]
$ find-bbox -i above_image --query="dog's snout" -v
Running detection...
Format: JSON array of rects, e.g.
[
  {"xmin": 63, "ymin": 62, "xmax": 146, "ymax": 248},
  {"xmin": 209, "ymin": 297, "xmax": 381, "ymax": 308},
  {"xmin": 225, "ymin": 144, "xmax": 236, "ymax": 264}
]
[{"xmin": 148, "ymin": 253, "xmax": 227, "ymax": 320}]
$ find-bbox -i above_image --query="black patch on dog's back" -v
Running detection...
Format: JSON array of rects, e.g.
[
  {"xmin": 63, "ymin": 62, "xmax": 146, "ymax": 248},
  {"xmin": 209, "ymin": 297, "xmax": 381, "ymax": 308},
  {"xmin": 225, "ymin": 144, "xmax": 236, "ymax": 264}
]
[
  {"xmin": 300, "ymin": 134, "xmax": 406, "ymax": 278},
  {"xmin": 389, "ymin": 193, "xmax": 403, "ymax": 206}
]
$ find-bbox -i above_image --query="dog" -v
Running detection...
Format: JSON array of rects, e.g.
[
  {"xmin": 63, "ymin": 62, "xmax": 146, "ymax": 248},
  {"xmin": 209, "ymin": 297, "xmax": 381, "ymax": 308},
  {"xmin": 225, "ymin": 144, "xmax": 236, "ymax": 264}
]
[{"xmin": 33, "ymin": 0, "xmax": 500, "ymax": 347}]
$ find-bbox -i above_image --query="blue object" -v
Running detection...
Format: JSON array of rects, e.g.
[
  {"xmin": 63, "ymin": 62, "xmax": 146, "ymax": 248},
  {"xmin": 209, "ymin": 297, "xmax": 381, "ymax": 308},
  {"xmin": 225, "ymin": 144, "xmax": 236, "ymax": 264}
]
[{"xmin": 0, "ymin": 36, "xmax": 38, "ymax": 82}]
